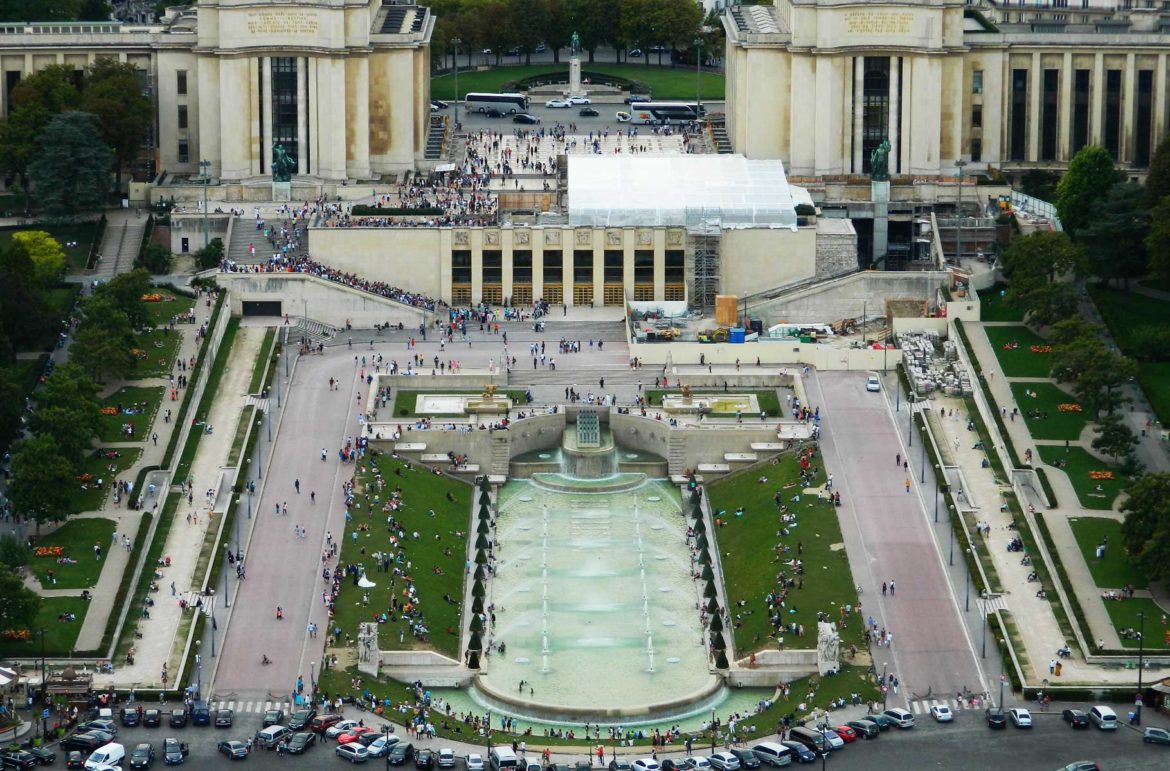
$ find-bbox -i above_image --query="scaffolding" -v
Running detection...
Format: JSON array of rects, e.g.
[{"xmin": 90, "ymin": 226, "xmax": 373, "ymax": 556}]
[{"xmin": 687, "ymin": 208, "xmax": 722, "ymax": 312}]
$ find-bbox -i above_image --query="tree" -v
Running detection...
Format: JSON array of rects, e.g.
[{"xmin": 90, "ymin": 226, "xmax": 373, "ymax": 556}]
[
  {"xmin": 0, "ymin": 0, "xmax": 94, "ymax": 21},
  {"xmin": 1055, "ymin": 145, "xmax": 1120, "ymax": 235},
  {"xmin": 77, "ymin": 0, "xmax": 111, "ymax": 20},
  {"xmin": 1077, "ymin": 182, "xmax": 1149, "ymax": 288},
  {"xmin": 7, "ymin": 433, "xmax": 81, "ymax": 533},
  {"xmin": 1073, "ymin": 350, "xmax": 1138, "ymax": 416},
  {"xmin": 1145, "ymin": 194, "xmax": 1170, "ymax": 283},
  {"xmin": 93, "ymin": 268, "xmax": 153, "ymax": 330},
  {"xmin": 0, "ymin": 367, "xmax": 23, "ymax": 449},
  {"xmin": 0, "ymin": 241, "xmax": 52, "ymax": 351},
  {"xmin": 0, "ymin": 533, "xmax": 30, "ymax": 571},
  {"xmin": 71, "ymin": 295, "xmax": 137, "ymax": 382},
  {"xmin": 1146, "ymin": 134, "xmax": 1170, "ymax": 208},
  {"xmin": 194, "ymin": 238, "xmax": 225, "ymax": 271},
  {"xmin": 11, "ymin": 231, "xmax": 66, "ymax": 287},
  {"xmin": 1092, "ymin": 413, "xmax": 1138, "ymax": 461},
  {"xmin": 28, "ymin": 111, "xmax": 112, "ymax": 218},
  {"xmin": 1000, "ymin": 231, "xmax": 1086, "ymax": 324},
  {"xmin": 0, "ymin": 571, "xmax": 41, "ymax": 636},
  {"xmin": 0, "ymin": 64, "xmax": 79, "ymax": 209},
  {"xmin": 567, "ymin": 0, "xmax": 620, "ymax": 63},
  {"xmin": 1120, "ymin": 472, "xmax": 1170, "ymax": 584},
  {"xmin": 28, "ymin": 362, "xmax": 101, "ymax": 462},
  {"xmin": 1019, "ymin": 170, "xmax": 1062, "ymax": 202},
  {"xmin": 80, "ymin": 58, "xmax": 153, "ymax": 193},
  {"xmin": 136, "ymin": 242, "xmax": 173, "ymax": 275}
]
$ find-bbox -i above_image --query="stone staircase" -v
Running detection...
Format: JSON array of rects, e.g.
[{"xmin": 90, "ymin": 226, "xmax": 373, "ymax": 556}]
[
  {"xmin": 227, "ymin": 217, "xmax": 262, "ymax": 264},
  {"xmin": 489, "ymin": 434, "xmax": 511, "ymax": 476},
  {"xmin": 424, "ymin": 115, "xmax": 448, "ymax": 161},
  {"xmin": 708, "ymin": 117, "xmax": 732, "ymax": 154},
  {"xmin": 667, "ymin": 436, "xmax": 688, "ymax": 477},
  {"xmin": 93, "ymin": 218, "xmax": 146, "ymax": 282},
  {"xmin": 509, "ymin": 365, "xmax": 646, "ymax": 386},
  {"xmin": 292, "ymin": 317, "xmax": 339, "ymax": 346}
]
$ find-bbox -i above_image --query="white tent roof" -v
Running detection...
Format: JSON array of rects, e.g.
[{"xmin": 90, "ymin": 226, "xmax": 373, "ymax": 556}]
[{"xmin": 567, "ymin": 154, "xmax": 798, "ymax": 230}]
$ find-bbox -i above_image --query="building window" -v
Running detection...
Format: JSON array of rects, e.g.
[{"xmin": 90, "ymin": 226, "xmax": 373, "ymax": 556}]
[
  {"xmin": 633, "ymin": 250, "xmax": 654, "ymax": 286},
  {"xmin": 177, "ymin": 139, "xmax": 189, "ymax": 164},
  {"xmin": 862, "ymin": 57, "xmax": 891, "ymax": 174},
  {"xmin": 177, "ymin": 104, "xmax": 188, "ymax": 130},
  {"xmin": 482, "ymin": 250, "xmax": 502, "ymax": 283},
  {"xmin": 972, "ymin": 69, "xmax": 983, "ymax": 95},
  {"xmin": 603, "ymin": 250, "xmax": 623, "ymax": 283},
  {"xmin": 971, "ymin": 104, "xmax": 982, "ymax": 128},
  {"xmin": 1104, "ymin": 69, "xmax": 1122, "ymax": 160},
  {"xmin": 573, "ymin": 285, "xmax": 594, "ymax": 306},
  {"xmin": 512, "ymin": 250, "xmax": 532, "ymax": 283},
  {"xmin": 1010, "ymin": 68, "xmax": 1028, "ymax": 161},
  {"xmin": 1072, "ymin": 69, "xmax": 1090, "ymax": 154},
  {"xmin": 272, "ymin": 57, "xmax": 299, "ymax": 154},
  {"xmin": 1135, "ymin": 69, "xmax": 1154, "ymax": 167},
  {"xmin": 664, "ymin": 250, "xmax": 685, "ymax": 284},
  {"xmin": 451, "ymin": 250, "xmax": 472, "ymax": 284},
  {"xmin": 573, "ymin": 250, "xmax": 593, "ymax": 284},
  {"xmin": 1041, "ymin": 69, "xmax": 1059, "ymax": 161},
  {"xmin": 971, "ymin": 138, "xmax": 982, "ymax": 163},
  {"xmin": 176, "ymin": 69, "xmax": 187, "ymax": 95},
  {"xmin": 542, "ymin": 252, "xmax": 562, "ymax": 283},
  {"xmin": 603, "ymin": 285, "xmax": 625, "ymax": 306}
]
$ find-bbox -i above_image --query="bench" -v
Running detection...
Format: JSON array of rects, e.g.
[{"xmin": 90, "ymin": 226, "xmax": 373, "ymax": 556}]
[
  {"xmin": 724, "ymin": 452, "xmax": 758, "ymax": 462},
  {"xmin": 750, "ymin": 442, "xmax": 786, "ymax": 451},
  {"xmin": 394, "ymin": 442, "xmax": 427, "ymax": 452},
  {"xmin": 672, "ymin": 475, "xmax": 703, "ymax": 485},
  {"xmin": 487, "ymin": 475, "xmax": 508, "ymax": 485},
  {"xmin": 420, "ymin": 454, "xmax": 450, "ymax": 463},
  {"xmin": 697, "ymin": 463, "xmax": 731, "ymax": 473},
  {"xmin": 451, "ymin": 464, "xmax": 480, "ymax": 473}
]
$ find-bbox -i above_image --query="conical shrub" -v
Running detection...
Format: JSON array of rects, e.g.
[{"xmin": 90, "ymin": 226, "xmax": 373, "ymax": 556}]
[
  {"xmin": 704, "ymin": 580, "xmax": 718, "ymax": 598},
  {"xmin": 472, "ymin": 581, "xmax": 486, "ymax": 598},
  {"xmin": 708, "ymin": 614, "xmax": 724, "ymax": 633},
  {"xmin": 468, "ymin": 651, "xmax": 481, "ymax": 669},
  {"xmin": 710, "ymin": 631, "xmax": 727, "ymax": 650},
  {"xmin": 474, "ymin": 564, "xmax": 487, "ymax": 581},
  {"xmin": 714, "ymin": 650, "xmax": 729, "ymax": 669},
  {"xmin": 474, "ymin": 549, "xmax": 488, "ymax": 565},
  {"xmin": 701, "ymin": 564, "xmax": 715, "ymax": 583},
  {"xmin": 468, "ymin": 630, "xmax": 483, "ymax": 651}
]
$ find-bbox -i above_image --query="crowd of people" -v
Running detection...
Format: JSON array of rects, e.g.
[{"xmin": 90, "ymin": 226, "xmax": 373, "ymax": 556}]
[{"xmin": 316, "ymin": 175, "xmax": 499, "ymax": 228}]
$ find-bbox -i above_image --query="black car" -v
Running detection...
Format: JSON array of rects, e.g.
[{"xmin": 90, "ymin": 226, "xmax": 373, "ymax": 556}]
[
  {"xmin": 59, "ymin": 732, "xmax": 106, "ymax": 753},
  {"xmin": 129, "ymin": 743, "xmax": 156, "ymax": 769},
  {"xmin": 163, "ymin": 738, "xmax": 189, "ymax": 765},
  {"xmin": 217, "ymin": 740, "xmax": 248, "ymax": 760},
  {"xmin": 1062, "ymin": 708, "xmax": 1090, "ymax": 728},
  {"xmin": 780, "ymin": 742, "xmax": 817, "ymax": 764},
  {"xmin": 169, "ymin": 709, "xmax": 187, "ymax": 728},
  {"xmin": 485, "ymin": 108, "xmax": 506, "ymax": 118},
  {"xmin": 215, "ymin": 708, "xmax": 234, "ymax": 728},
  {"xmin": 21, "ymin": 747, "xmax": 54, "ymax": 766},
  {"xmin": 65, "ymin": 751, "xmax": 85, "ymax": 769},
  {"xmin": 866, "ymin": 713, "xmax": 896, "ymax": 731},
  {"xmin": 846, "ymin": 719, "xmax": 881, "ymax": 739},
  {"xmin": 578, "ymin": 107, "xmax": 599, "ymax": 117},
  {"xmin": 985, "ymin": 707, "xmax": 1008, "ymax": 729},
  {"xmin": 608, "ymin": 760, "xmax": 631, "ymax": 771},
  {"xmin": 144, "ymin": 708, "xmax": 162, "ymax": 727},
  {"xmin": 728, "ymin": 750, "xmax": 759, "ymax": 769},
  {"xmin": 512, "ymin": 113, "xmax": 540, "ymax": 125},
  {"xmin": 416, "ymin": 749, "xmax": 435, "ymax": 769},
  {"xmin": 286, "ymin": 732, "xmax": 317, "ymax": 754},
  {"xmin": 388, "ymin": 742, "xmax": 415, "ymax": 765},
  {"xmin": 77, "ymin": 719, "xmax": 117, "ymax": 736},
  {"xmin": 121, "ymin": 707, "xmax": 141, "ymax": 726},
  {"xmin": 0, "ymin": 750, "xmax": 37, "ymax": 770},
  {"xmin": 288, "ymin": 708, "xmax": 316, "ymax": 731},
  {"xmin": 262, "ymin": 709, "xmax": 284, "ymax": 727},
  {"xmin": 660, "ymin": 761, "xmax": 680, "ymax": 771}
]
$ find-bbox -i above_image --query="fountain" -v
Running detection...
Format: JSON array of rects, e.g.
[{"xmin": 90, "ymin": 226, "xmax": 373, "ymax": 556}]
[{"xmin": 475, "ymin": 415, "xmax": 721, "ymax": 720}]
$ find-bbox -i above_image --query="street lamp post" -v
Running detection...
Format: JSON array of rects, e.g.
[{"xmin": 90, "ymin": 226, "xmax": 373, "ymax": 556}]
[
  {"xmin": 881, "ymin": 662, "xmax": 889, "ymax": 710},
  {"xmin": 39, "ymin": 628, "xmax": 47, "ymax": 702},
  {"xmin": 223, "ymin": 542, "xmax": 231, "ymax": 608},
  {"xmin": 694, "ymin": 38, "xmax": 702, "ymax": 115},
  {"xmin": 247, "ymin": 472, "xmax": 252, "ymax": 519},
  {"xmin": 451, "ymin": 38, "xmax": 462, "ymax": 128},
  {"xmin": 908, "ymin": 397, "xmax": 913, "ymax": 447},
  {"xmin": 199, "ymin": 159, "xmax": 211, "ymax": 250},
  {"xmin": 934, "ymin": 481, "xmax": 940, "ymax": 523},
  {"xmin": 954, "ymin": 158, "xmax": 968, "ymax": 267},
  {"xmin": 210, "ymin": 599, "xmax": 217, "ymax": 658},
  {"xmin": 710, "ymin": 709, "xmax": 716, "ymax": 753},
  {"xmin": 920, "ymin": 424, "xmax": 927, "ymax": 483},
  {"xmin": 948, "ymin": 508, "xmax": 955, "ymax": 565},
  {"xmin": 1135, "ymin": 611, "xmax": 1147, "ymax": 724},
  {"xmin": 981, "ymin": 604, "xmax": 988, "ymax": 658},
  {"xmin": 964, "ymin": 548, "xmax": 971, "ymax": 611},
  {"xmin": 195, "ymin": 640, "xmax": 202, "ymax": 697}
]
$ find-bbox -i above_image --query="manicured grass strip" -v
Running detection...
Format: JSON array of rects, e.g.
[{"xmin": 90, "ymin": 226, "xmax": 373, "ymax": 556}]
[
  {"xmin": 143, "ymin": 289, "xmax": 196, "ymax": 327},
  {"xmin": 334, "ymin": 454, "xmax": 471, "ymax": 660},
  {"xmin": 645, "ymin": 388, "xmax": 782, "ymax": 417},
  {"xmin": 1137, "ymin": 362, "xmax": 1170, "ymax": 428},
  {"xmin": 1008, "ymin": 381, "xmax": 1089, "ymax": 441},
  {"xmin": 1088, "ymin": 284, "xmax": 1170, "ymax": 354},
  {"xmin": 161, "ymin": 292, "xmax": 225, "ymax": 470},
  {"xmin": 390, "ymin": 388, "xmax": 530, "ymax": 417},
  {"xmin": 0, "ymin": 221, "xmax": 98, "ymax": 272},
  {"xmin": 1037, "ymin": 445, "xmax": 1126, "ymax": 511},
  {"xmin": 27, "ymin": 517, "xmax": 117, "ymax": 590},
  {"xmin": 226, "ymin": 406, "xmax": 256, "ymax": 468},
  {"xmin": 175, "ymin": 317, "xmax": 240, "ymax": 483},
  {"xmin": 69, "ymin": 449, "xmax": 142, "ymax": 512},
  {"xmin": 248, "ymin": 328, "xmax": 277, "ymax": 394},
  {"xmin": 0, "ymin": 596, "xmax": 90, "ymax": 657},
  {"xmin": 707, "ymin": 457, "xmax": 864, "ymax": 655},
  {"xmin": 1067, "ymin": 517, "xmax": 1148, "ymax": 590},
  {"xmin": 979, "ymin": 283, "xmax": 1026, "ymax": 322},
  {"xmin": 130, "ymin": 327, "xmax": 184, "ymax": 378},
  {"xmin": 116, "ymin": 503, "xmax": 171, "ymax": 657},
  {"xmin": 432, "ymin": 62, "xmax": 725, "ymax": 101},
  {"xmin": 982, "ymin": 325, "xmax": 1054, "ymax": 378},
  {"xmin": 98, "ymin": 386, "xmax": 164, "ymax": 443},
  {"xmin": 1101, "ymin": 597, "xmax": 1170, "ymax": 650}
]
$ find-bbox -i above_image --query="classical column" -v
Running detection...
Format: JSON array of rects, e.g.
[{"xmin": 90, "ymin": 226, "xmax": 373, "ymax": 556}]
[
  {"xmin": 853, "ymin": 56, "xmax": 864, "ymax": 174},
  {"xmin": 296, "ymin": 57, "xmax": 308, "ymax": 175},
  {"xmin": 248, "ymin": 57, "xmax": 260, "ymax": 176},
  {"xmin": 196, "ymin": 57, "xmax": 221, "ymax": 176},
  {"xmin": 1156, "ymin": 53, "xmax": 1167, "ymax": 149},
  {"xmin": 1060, "ymin": 52, "xmax": 1073, "ymax": 160},
  {"xmin": 262, "ymin": 57, "xmax": 273, "ymax": 175},
  {"xmin": 471, "ymin": 232, "xmax": 483, "ymax": 304},
  {"xmin": 888, "ymin": 57, "xmax": 900, "ymax": 175},
  {"xmin": 501, "ymin": 234, "xmax": 513, "ymax": 305},
  {"xmin": 1028, "ymin": 52, "xmax": 1041, "ymax": 162},
  {"xmin": 1090, "ymin": 53, "xmax": 1104, "ymax": 145},
  {"xmin": 219, "ymin": 57, "xmax": 251, "ymax": 180},
  {"xmin": 347, "ymin": 56, "xmax": 371, "ymax": 179},
  {"xmin": 1122, "ymin": 53, "xmax": 1136, "ymax": 163}
]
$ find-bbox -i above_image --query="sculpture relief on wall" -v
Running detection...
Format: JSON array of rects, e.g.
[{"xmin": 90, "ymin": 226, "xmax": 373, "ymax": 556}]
[
  {"xmin": 514, "ymin": 229, "xmax": 531, "ymax": 245},
  {"xmin": 637, "ymin": 229, "xmax": 653, "ymax": 246},
  {"xmin": 606, "ymin": 229, "xmax": 622, "ymax": 246},
  {"xmin": 485, "ymin": 230, "xmax": 500, "ymax": 246},
  {"xmin": 454, "ymin": 230, "xmax": 470, "ymax": 245},
  {"xmin": 575, "ymin": 229, "xmax": 592, "ymax": 246},
  {"xmin": 544, "ymin": 229, "xmax": 562, "ymax": 246}
]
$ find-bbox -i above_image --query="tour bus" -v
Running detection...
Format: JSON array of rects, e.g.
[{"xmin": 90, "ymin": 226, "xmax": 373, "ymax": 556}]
[
  {"xmin": 616, "ymin": 101, "xmax": 704, "ymax": 125},
  {"xmin": 464, "ymin": 92, "xmax": 530, "ymax": 114}
]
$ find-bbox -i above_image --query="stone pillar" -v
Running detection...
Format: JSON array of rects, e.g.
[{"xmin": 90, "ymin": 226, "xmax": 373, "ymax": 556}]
[
  {"xmin": 872, "ymin": 180, "xmax": 890, "ymax": 263},
  {"xmin": 888, "ymin": 57, "xmax": 900, "ymax": 175},
  {"xmin": 652, "ymin": 229, "xmax": 666, "ymax": 301},
  {"xmin": 296, "ymin": 57, "xmax": 308, "ymax": 175},
  {"xmin": 262, "ymin": 57, "xmax": 273, "ymax": 176},
  {"xmin": 1091, "ymin": 53, "xmax": 1104, "ymax": 145},
  {"xmin": 1028, "ymin": 52, "xmax": 1041, "ymax": 162},
  {"xmin": 219, "ymin": 57, "xmax": 251, "ymax": 180},
  {"xmin": 1122, "ymin": 53, "xmax": 1136, "ymax": 163},
  {"xmin": 502, "ymin": 234, "xmax": 514, "ymax": 305},
  {"xmin": 853, "ymin": 56, "xmax": 864, "ymax": 174},
  {"xmin": 1156, "ymin": 54, "xmax": 1168, "ymax": 149},
  {"xmin": 569, "ymin": 56, "xmax": 583, "ymax": 97},
  {"xmin": 197, "ymin": 57, "xmax": 222, "ymax": 176},
  {"xmin": 347, "ymin": 56, "xmax": 371, "ymax": 180},
  {"xmin": 1060, "ymin": 52, "xmax": 1073, "ymax": 160}
]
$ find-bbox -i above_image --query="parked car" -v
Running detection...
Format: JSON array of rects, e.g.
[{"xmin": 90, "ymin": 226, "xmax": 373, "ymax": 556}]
[
  {"xmin": 214, "ymin": 708, "xmax": 234, "ymax": 728},
  {"xmin": 632, "ymin": 759, "xmax": 659, "ymax": 771},
  {"xmin": 625, "ymin": 95, "xmax": 650, "ymax": 104},
  {"xmin": 985, "ymin": 708, "xmax": 1007, "ymax": 729},
  {"xmin": 367, "ymin": 736, "xmax": 401, "ymax": 758},
  {"xmin": 21, "ymin": 747, "xmax": 54, "ymax": 766},
  {"xmin": 0, "ymin": 750, "xmax": 37, "ymax": 770},
  {"xmin": 168, "ymin": 710, "xmax": 187, "ymax": 728},
  {"xmin": 325, "ymin": 719, "xmax": 360, "ymax": 738},
  {"xmin": 846, "ymin": 719, "xmax": 879, "ymax": 739},
  {"xmin": 535, "ymin": 43, "xmax": 547, "ymax": 53},
  {"xmin": 438, "ymin": 748, "xmax": 456, "ymax": 768},
  {"xmin": 66, "ymin": 751, "xmax": 86, "ymax": 769},
  {"xmin": 59, "ymin": 733, "xmax": 106, "ymax": 754},
  {"xmin": 337, "ymin": 743, "xmax": 370, "ymax": 764},
  {"xmin": 866, "ymin": 714, "xmax": 896, "ymax": 731},
  {"xmin": 1060, "ymin": 764, "xmax": 1100, "ymax": 771},
  {"xmin": 1008, "ymin": 708, "xmax": 1032, "ymax": 728},
  {"xmin": 866, "ymin": 374, "xmax": 881, "ymax": 392},
  {"xmin": 708, "ymin": 753, "xmax": 740, "ymax": 771},
  {"xmin": 310, "ymin": 714, "xmax": 343, "ymax": 734},
  {"xmin": 262, "ymin": 709, "xmax": 284, "ymax": 728},
  {"xmin": 1143, "ymin": 726, "xmax": 1170, "ymax": 745},
  {"xmin": 416, "ymin": 749, "xmax": 435, "ymax": 769},
  {"xmin": 819, "ymin": 729, "xmax": 845, "ymax": 749},
  {"xmin": 286, "ymin": 732, "xmax": 317, "ymax": 754},
  {"xmin": 466, "ymin": 753, "xmax": 484, "ymax": 771},
  {"xmin": 129, "ymin": 742, "xmax": 156, "ymax": 769},
  {"xmin": 727, "ymin": 749, "xmax": 760, "ymax": 768},
  {"xmin": 779, "ymin": 741, "xmax": 816, "ymax": 764},
  {"xmin": 566, "ymin": 96, "xmax": 591, "ymax": 106},
  {"xmin": 831, "ymin": 724, "xmax": 859, "ymax": 742},
  {"xmin": 485, "ymin": 108, "xmax": 507, "ymax": 118},
  {"xmin": 629, "ymin": 49, "xmax": 643, "ymax": 58},
  {"xmin": 431, "ymin": 99, "xmax": 449, "ymax": 110},
  {"xmin": 143, "ymin": 709, "xmax": 162, "ymax": 728},
  {"xmin": 659, "ymin": 761, "xmax": 680, "ymax": 771},
  {"xmin": 512, "ymin": 113, "xmax": 540, "ymax": 125},
  {"xmin": 544, "ymin": 99, "xmax": 570, "ymax": 109},
  {"xmin": 216, "ymin": 740, "xmax": 248, "ymax": 760},
  {"xmin": 162, "ymin": 738, "xmax": 188, "ymax": 765},
  {"xmin": 388, "ymin": 743, "xmax": 415, "ymax": 766},
  {"xmin": 78, "ymin": 719, "xmax": 118, "ymax": 736},
  {"xmin": 1088, "ymin": 705, "xmax": 1118, "ymax": 730},
  {"xmin": 578, "ymin": 107, "xmax": 599, "ymax": 117},
  {"xmin": 682, "ymin": 758, "xmax": 711, "ymax": 771},
  {"xmin": 338, "ymin": 726, "xmax": 378, "ymax": 745},
  {"xmin": 882, "ymin": 708, "xmax": 915, "ymax": 728},
  {"xmin": 121, "ymin": 708, "xmax": 140, "ymax": 727},
  {"xmin": 929, "ymin": 705, "xmax": 954, "ymax": 723},
  {"xmin": 288, "ymin": 709, "xmax": 316, "ymax": 731},
  {"xmin": 1061, "ymin": 709, "xmax": 1090, "ymax": 729}
]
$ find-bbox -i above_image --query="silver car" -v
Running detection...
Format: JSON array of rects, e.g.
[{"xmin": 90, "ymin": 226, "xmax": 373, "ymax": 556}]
[{"xmin": 709, "ymin": 753, "xmax": 741, "ymax": 771}]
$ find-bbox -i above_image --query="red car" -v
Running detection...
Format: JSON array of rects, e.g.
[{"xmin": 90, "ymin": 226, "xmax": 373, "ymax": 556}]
[
  {"xmin": 337, "ymin": 726, "xmax": 378, "ymax": 745},
  {"xmin": 832, "ymin": 725, "xmax": 859, "ymax": 743}
]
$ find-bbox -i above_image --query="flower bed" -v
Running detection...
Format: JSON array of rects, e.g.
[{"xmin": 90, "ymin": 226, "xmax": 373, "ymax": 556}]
[
  {"xmin": 1089, "ymin": 470, "xmax": 1114, "ymax": 480},
  {"xmin": 1030, "ymin": 345, "xmax": 1053, "ymax": 354},
  {"xmin": 1058, "ymin": 403, "xmax": 1082, "ymax": 412},
  {"xmin": 35, "ymin": 546, "xmax": 64, "ymax": 557}
]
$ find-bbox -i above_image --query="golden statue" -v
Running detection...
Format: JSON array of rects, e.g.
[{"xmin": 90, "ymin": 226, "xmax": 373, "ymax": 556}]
[{"xmin": 483, "ymin": 384, "xmax": 497, "ymax": 399}]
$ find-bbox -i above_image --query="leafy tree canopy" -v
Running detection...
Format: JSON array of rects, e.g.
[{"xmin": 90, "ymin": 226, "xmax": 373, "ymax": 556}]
[
  {"xmin": 1120, "ymin": 472, "xmax": 1170, "ymax": 584},
  {"xmin": 28, "ymin": 111, "xmax": 112, "ymax": 218},
  {"xmin": 11, "ymin": 231, "xmax": 66, "ymax": 287},
  {"xmin": 1056, "ymin": 145, "xmax": 1120, "ymax": 235},
  {"xmin": 0, "ymin": 571, "xmax": 41, "ymax": 636},
  {"xmin": 8, "ymin": 433, "xmax": 81, "ymax": 532}
]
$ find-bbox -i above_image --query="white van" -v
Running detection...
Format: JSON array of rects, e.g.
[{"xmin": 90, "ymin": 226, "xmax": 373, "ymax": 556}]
[
  {"xmin": 85, "ymin": 742, "xmax": 125, "ymax": 769},
  {"xmin": 489, "ymin": 747, "xmax": 520, "ymax": 771},
  {"xmin": 749, "ymin": 742, "xmax": 793, "ymax": 767},
  {"xmin": 256, "ymin": 724, "xmax": 292, "ymax": 749},
  {"xmin": 1089, "ymin": 705, "xmax": 1118, "ymax": 729}
]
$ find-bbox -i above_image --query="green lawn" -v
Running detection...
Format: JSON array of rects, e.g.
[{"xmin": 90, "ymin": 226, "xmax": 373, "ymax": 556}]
[
  {"xmin": 21, "ymin": 284, "xmax": 83, "ymax": 353},
  {"xmin": 98, "ymin": 385, "xmax": 164, "ymax": 443},
  {"xmin": 129, "ymin": 327, "xmax": 183, "ymax": 378},
  {"xmin": 0, "ymin": 597, "xmax": 90, "ymax": 657},
  {"xmin": 1139, "ymin": 277, "xmax": 1170, "ymax": 294},
  {"xmin": 1008, "ymin": 381, "xmax": 1089, "ymax": 441},
  {"xmin": 1038, "ymin": 446, "xmax": 1126, "ymax": 510},
  {"xmin": 1068, "ymin": 517, "xmax": 1148, "ymax": 591},
  {"xmin": 433, "ymin": 63, "xmax": 725, "ymax": 102},
  {"xmin": 645, "ymin": 388, "xmax": 783, "ymax": 417},
  {"xmin": 1138, "ymin": 362, "xmax": 1170, "ymax": 428},
  {"xmin": 1088, "ymin": 284, "xmax": 1170, "ymax": 354},
  {"xmin": 979, "ymin": 284, "xmax": 1026, "ymax": 322},
  {"xmin": 143, "ymin": 289, "xmax": 196, "ymax": 327},
  {"xmin": 390, "ymin": 388, "xmax": 530, "ymax": 417},
  {"xmin": 708, "ymin": 457, "xmax": 864, "ymax": 655},
  {"xmin": 67, "ymin": 449, "xmax": 142, "ymax": 513},
  {"xmin": 0, "ymin": 221, "xmax": 98, "ymax": 272},
  {"xmin": 28, "ymin": 517, "xmax": 118, "ymax": 589},
  {"xmin": 1101, "ymin": 597, "xmax": 1170, "ymax": 650},
  {"xmin": 982, "ymin": 325, "xmax": 1054, "ymax": 378},
  {"xmin": 248, "ymin": 328, "xmax": 277, "ymax": 393},
  {"xmin": 334, "ymin": 454, "xmax": 472, "ymax": 659}
]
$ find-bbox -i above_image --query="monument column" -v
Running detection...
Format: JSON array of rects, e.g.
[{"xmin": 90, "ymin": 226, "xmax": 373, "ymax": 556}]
[
  {"xmin": 297, "ymin": 56, "xmax": 309, "ymax": 175},
  {"xmin": 852, "ymin": 56, "xmax": 864, "ymax": 174},
  {"xmin": 1156, "ymin": 53, "xmax": 1168, "ymax": 148},
  {"xmin": 348, "ymin": 56, "xmax": 371, "ymax": 179},
  {"xmin": 262, "ymin": 57, "xmax": 273, "ymax": 175},
  {"xmin": 219, "ymin": 57, "xmax": 251, "ymax": 180},
  {"xmin": 888, "ymin": 57, "xmax": 900, "ymax": 175},
  {"xmin": 1090, "ymin": 53, "xmax": 1104, "ymax": 145}
]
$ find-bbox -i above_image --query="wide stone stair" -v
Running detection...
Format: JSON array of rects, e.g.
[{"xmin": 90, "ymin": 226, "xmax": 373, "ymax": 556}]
[
  {"xmin": 292, "ymin": 317, "xmax": 339, "ymax": 346},
  {"xmin": 425, "ymin": 115, "xmax": 448, "ymax": 161}
]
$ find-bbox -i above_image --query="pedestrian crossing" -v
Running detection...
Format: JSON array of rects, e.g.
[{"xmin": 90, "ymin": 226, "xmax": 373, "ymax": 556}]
[
  {"xmin": 978, "ymin": 595, "xmax": 1009, "ymax": 614},
  {"xmin": 210, "ymin": 700, "xmax": 294, "ymax": 715},
  {"xmin": 907, "ymin": 697, "xmax": 990, "ymax": 716}
]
